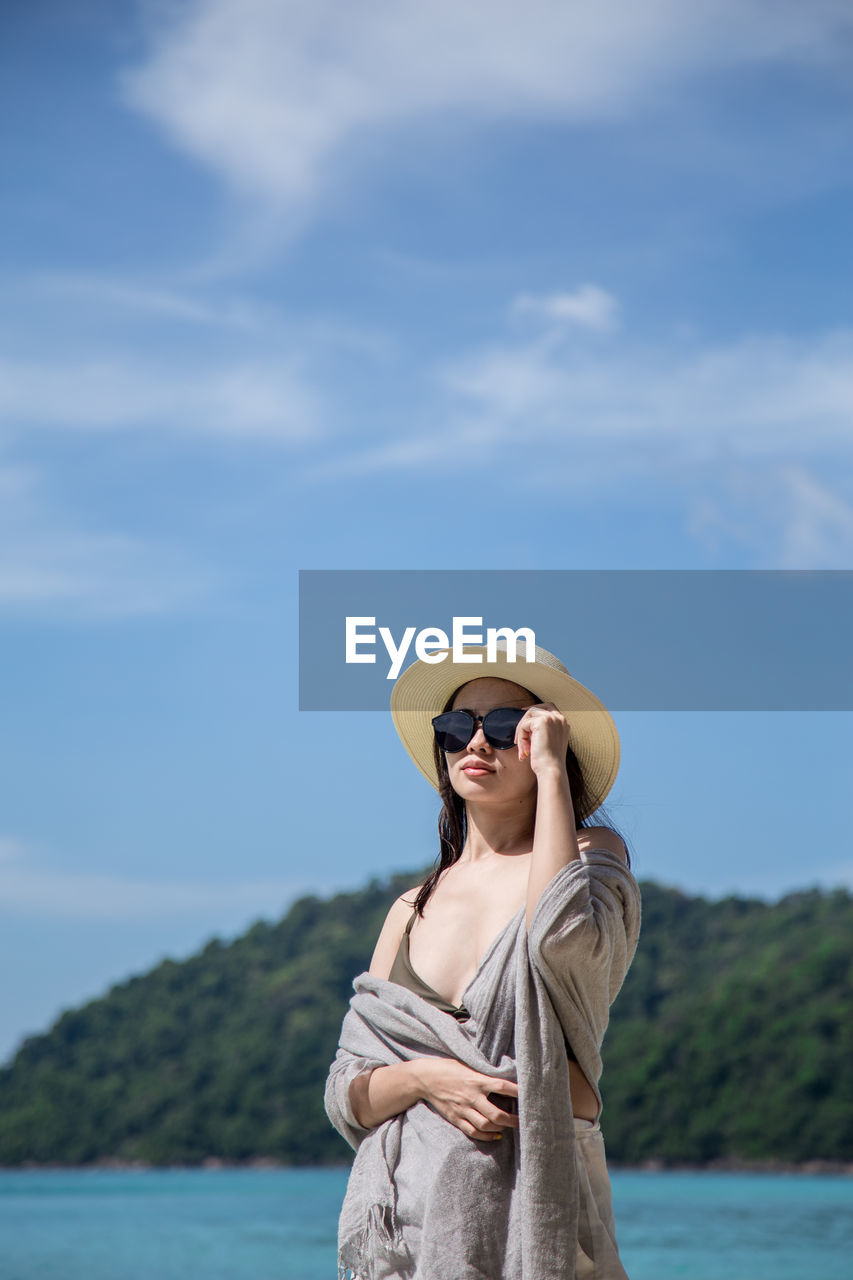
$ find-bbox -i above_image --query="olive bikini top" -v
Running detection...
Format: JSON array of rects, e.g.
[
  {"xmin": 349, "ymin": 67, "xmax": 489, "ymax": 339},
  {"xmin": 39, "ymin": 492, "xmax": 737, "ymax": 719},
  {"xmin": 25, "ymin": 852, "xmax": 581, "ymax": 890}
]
[
  {"xmin": 388, "ymin": 910, "xmax": 471, "ymax": 1021},
  {"xmin": 388, "ymin": 909, "xmax": 578, "ymax": 1062}
]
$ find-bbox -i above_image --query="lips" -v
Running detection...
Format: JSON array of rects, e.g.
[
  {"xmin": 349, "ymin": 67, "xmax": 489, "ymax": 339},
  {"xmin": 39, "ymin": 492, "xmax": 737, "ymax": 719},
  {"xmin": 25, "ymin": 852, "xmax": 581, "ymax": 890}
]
[{"xmin": 461, "ymin": 760, "xmax": 495, "ymax": 774}]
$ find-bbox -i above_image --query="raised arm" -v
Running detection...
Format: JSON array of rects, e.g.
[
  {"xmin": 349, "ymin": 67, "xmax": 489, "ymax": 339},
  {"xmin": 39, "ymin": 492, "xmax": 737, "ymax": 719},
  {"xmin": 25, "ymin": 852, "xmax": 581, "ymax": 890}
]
[
  {"xmin": 514, "ymin": 700, "xmax": 630, "ymax": 928},
  {"xmin": 514, "ymin": 701, "xmax": 582, "ymax": 927},
  {"xmin": 526, "ymin": 764, "xmax": 581, "ymax": 929}
]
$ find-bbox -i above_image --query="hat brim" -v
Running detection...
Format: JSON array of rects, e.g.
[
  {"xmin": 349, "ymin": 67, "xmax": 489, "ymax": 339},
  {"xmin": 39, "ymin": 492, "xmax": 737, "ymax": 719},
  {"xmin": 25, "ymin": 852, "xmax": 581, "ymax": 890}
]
[{"xmin": 389, "ymin": 644, "xmax": 620, "ymax": 820}]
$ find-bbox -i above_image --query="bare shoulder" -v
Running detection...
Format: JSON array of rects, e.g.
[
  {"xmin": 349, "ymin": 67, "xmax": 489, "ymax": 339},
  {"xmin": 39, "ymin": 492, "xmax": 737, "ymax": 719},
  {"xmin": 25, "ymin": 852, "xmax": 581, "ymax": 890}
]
[
  {"xmin": 368, "ymin": 886, "xmax": 421, "ymax": 980},
  {"xmin": 578, "ymin": 826, "xmax": 629, "ymax": 864}
]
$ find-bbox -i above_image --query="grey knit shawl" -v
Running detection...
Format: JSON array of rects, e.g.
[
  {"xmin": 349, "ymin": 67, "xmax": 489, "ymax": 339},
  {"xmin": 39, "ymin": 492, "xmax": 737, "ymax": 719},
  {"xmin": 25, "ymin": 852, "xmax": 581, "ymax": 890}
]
[{"xmin": 324, "ymin": 849, "xmax": 642, "ymax": 1280}]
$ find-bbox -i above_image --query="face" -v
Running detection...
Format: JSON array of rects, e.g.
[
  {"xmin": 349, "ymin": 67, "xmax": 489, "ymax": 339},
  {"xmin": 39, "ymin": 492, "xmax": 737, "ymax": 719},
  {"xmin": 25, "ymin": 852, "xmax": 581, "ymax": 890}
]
[{"xmin": 443, "ymin": 677, "xmax": 540, "ymax": 802}]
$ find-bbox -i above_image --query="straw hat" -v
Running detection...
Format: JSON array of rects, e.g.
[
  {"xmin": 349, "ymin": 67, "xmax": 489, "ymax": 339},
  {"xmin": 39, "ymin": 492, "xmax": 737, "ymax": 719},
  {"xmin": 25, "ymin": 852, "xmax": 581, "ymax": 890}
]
[{"xmin": 389, "ymin": 637, "xmax": 620, "ymax": 820}]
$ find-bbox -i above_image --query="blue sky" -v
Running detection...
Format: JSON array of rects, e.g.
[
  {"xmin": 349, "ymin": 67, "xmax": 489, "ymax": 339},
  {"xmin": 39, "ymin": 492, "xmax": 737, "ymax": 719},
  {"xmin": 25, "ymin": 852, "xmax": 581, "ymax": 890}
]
[{"xmin": 1, "ymin": 0, "xmax": 852, "ymax": 1065}]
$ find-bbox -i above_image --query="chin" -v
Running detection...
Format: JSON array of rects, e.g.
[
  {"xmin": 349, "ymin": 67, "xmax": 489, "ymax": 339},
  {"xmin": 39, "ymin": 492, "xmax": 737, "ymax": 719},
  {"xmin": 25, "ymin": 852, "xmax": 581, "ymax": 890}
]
[{"xmin": 452, "ymin": 776, "xmax": 491, "ymax": 798}]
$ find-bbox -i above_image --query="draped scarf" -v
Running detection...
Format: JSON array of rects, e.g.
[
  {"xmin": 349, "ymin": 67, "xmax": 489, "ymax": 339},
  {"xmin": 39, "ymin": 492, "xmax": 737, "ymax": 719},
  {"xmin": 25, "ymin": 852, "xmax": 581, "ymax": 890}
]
[{"xmin": 324, "ymin": 850, "xmax": 642, "ymax": 1280}]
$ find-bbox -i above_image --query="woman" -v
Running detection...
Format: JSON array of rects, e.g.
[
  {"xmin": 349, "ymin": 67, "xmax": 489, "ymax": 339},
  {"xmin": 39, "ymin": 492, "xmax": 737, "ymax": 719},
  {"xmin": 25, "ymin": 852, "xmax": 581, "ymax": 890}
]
[{"xmin": 325, "ymin": 638, "xmax": 641, "ymax": 1280}]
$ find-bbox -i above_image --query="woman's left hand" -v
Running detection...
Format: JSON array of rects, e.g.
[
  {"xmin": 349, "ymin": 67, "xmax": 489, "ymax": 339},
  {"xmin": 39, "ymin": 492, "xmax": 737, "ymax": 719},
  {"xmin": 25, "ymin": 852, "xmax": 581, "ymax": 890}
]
[{"xmin": 515, "ymin": 702, "xmax": 571, "ymax": 777}]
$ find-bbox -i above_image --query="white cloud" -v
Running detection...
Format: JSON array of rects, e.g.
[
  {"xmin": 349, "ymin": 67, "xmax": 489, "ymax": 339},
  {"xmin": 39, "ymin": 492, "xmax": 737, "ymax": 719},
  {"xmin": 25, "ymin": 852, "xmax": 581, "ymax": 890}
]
[
  {"xmin": 36, "ymin": 272, "xmax": 257, "ymax": 328},
  {"xmin": 0, "ymin": 838, "xmax": 304, "ymax": 920},
  {"xmin": 0, "ymin": 462, "xmax": 216, "ymax": 617},
  {"xmin": 694, "ymin": 462, "xmax": 853, "ymax": 567},
  {"xmin": 123, "ymin": 0, "xmax": 853, "ymax": 212},
  {"xmin": 777, "ymin": 465, "xmax": 853, "ymax": 565},
  {"xmin": 25, "ymin": 268, "xmax": 397, "ymax": 363},
  {"xmin": 298, "ymin": 302, "xmax": 853, "ymax": 563},
  {"xmin": 0, "ymin": 357, "xmax": 321, "ymax": 442},
  {"xmin": 438, "ymin": 325, "xmax": 853, "ymax": 458},
  {"xmin": 512, "ymin": 286, "xmax": 620, "ymax": 333}
]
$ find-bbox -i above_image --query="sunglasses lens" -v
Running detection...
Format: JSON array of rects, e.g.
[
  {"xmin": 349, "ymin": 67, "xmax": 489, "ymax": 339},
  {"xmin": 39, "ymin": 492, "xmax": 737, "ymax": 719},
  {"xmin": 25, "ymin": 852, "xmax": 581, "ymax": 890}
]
[
  {"xmin": 432, "ymin": 711, "xmax": 473, "ymax": 753},
  {"xmin": 483, "ymin": 707, "xmax": 526, "ymax": 749}
]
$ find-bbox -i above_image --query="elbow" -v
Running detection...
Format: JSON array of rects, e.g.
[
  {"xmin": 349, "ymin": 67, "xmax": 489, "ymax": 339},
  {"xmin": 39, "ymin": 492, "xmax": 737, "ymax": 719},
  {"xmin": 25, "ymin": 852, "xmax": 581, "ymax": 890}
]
[
  {"xmin": 324, "ymin": 1060, "xmax": 376, "ymax": 1143},
  {"xmin": 347, "ymin": 1066, "xmax": 377, "ymax": 1131},
  {"xmin": 536, "ymin": 911, "xmax": 614, "ymax": 973},
  {"xmin": 348, "ymin": 1078, "xmax": 367, "ymax": 1129}
]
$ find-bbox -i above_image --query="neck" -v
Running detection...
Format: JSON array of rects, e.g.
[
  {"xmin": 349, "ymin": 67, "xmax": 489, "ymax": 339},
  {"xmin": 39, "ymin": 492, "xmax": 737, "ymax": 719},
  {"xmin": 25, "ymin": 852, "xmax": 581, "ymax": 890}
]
[{"xmin": 459, "ymin": 795, "xmax": 537, "ymax": 862}]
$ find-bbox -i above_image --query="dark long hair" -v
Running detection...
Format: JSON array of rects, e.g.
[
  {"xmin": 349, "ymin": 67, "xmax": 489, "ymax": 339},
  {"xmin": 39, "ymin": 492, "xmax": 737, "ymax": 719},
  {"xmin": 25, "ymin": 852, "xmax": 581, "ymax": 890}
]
[{"xmin": 411, "ymin": 685, "xmax": 630, "ymax": 917}]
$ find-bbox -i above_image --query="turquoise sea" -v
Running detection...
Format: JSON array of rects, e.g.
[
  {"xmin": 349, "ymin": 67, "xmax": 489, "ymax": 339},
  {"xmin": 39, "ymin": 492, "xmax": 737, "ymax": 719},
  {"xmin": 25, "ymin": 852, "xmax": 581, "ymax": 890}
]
[{"xmin": 1, "ymin": 1167, "xmax": 851, "ymax": 1279}]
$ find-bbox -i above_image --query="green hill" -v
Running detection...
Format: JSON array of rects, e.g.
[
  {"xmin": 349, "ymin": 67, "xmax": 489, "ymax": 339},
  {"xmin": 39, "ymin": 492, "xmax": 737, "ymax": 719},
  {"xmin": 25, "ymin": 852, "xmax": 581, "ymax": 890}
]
[{"xmin": 1, "ymin": 873, "xmax": 851, "ymax": 1168}]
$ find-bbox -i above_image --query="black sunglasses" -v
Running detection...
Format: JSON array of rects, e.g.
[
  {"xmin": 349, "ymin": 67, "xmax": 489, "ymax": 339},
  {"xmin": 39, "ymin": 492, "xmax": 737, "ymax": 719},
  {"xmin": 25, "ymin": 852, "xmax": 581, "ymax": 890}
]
[{"xmin": 432, "ymin": 706, "xmax": 535, "ymax": 753}]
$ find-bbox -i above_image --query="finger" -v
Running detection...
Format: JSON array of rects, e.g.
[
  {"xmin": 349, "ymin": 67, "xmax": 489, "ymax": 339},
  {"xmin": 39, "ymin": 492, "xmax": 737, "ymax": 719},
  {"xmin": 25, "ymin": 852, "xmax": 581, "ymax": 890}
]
[
  {"xmin": 461, "ymin": 1116, "xmax": 502, "ymax": 1142},
  {"xmin": 465, "ymin": 1103, "xmax": 507, "ymax": 1131},
  {"xmin": 482, "ymin": 1103, "xmax": 519, "ymax": 1129},
  {"xmin": 470, "ymin": 1123, "xmax": 505, "ymax": 1141},
  {"xmin": 482, "ymin": 1094, "xmax": 520, "ymax": 1125},
  {"xmin": 482, "ymin": 1076, "xmax": 519, "ymax": 1097}
]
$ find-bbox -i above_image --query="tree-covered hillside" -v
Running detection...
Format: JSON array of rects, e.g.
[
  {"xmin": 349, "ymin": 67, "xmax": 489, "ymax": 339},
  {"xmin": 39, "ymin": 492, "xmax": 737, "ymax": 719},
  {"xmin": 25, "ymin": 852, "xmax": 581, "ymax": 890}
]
[{"xmin": 1, "ymin": 873, "xmax": 851, "ymax": 1167}]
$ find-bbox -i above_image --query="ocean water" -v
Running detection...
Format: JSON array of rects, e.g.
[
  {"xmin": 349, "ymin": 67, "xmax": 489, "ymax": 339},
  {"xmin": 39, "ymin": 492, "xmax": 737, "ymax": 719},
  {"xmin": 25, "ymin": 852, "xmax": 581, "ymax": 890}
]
[{"xmin": 0, "ymin": 1166, "xmax": 851, "ymax": 1279}]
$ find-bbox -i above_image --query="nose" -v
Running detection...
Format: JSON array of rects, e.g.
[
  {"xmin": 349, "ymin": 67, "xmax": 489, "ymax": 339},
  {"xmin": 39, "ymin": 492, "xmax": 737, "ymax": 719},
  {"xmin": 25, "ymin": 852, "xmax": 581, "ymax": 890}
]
[{"xmin": 468, "ymin": 720, "xmax": 492, "ymax": 752}]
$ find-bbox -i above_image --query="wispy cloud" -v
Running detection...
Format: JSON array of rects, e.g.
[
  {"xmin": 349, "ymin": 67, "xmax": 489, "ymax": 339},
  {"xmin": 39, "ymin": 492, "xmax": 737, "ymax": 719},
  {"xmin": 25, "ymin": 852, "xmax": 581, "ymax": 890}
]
[
  {"xmin": 436, "ymin": 321, "xmax": 853, "ymax": 459},
  {"xmin": 19, "ymin": 269, "xmax": 398, "ymax": 367},
  {"xmin": 123, "ymin": 0, "xmax": 853, "ymax": 215},
  {"xmin": 0, "ymin": 462, "xmax": 216, "ymax": 617},
  {"xmin": 310, "ymin": 300, "xmax": 853, "ymax": 473},
  {"xmin": 512, "ymin": 286, "xmax": 620, "ymax": 333},
  {"xmin": 0, "ymin": 836, "xmax": 306, "ymax": 920},
  {"xmin": 299, "ymin": 291, "xmax": 853, "ymax": 564},
  {"xmin": 34, "ymin": 271, "xmax": 261, "ymax": 329},
  {"xmin": 0, "ymin": 356, "xmax": 321, "ymax": 442},
  {"xmin": 687, "ymin": 462, "xmax": 853, "ymax": 567}
]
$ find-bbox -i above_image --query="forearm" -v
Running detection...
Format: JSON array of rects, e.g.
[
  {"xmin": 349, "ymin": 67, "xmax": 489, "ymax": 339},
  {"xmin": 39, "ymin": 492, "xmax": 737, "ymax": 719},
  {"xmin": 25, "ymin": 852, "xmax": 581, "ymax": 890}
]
[
  {"xmin": 348, "ymin": 1059, "xmax": 428, "ymax": 1129},
  {"xmin": 526, "ymin": 766, "xmax": 580, "ymax": 929}
]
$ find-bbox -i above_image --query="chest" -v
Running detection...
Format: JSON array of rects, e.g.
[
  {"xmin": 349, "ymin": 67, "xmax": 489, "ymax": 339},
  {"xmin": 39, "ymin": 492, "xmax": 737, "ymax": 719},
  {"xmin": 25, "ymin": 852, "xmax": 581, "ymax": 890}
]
[{"xmin": 407, "ymin": 863, "xmax": 529, "ymax": 1006}]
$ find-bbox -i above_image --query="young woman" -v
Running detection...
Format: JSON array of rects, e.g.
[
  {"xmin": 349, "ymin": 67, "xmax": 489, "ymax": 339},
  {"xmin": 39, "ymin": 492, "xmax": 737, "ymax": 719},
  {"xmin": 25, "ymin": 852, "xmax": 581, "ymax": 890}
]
[{"xmin": 325, "ymin": 639, "xmax": 641, "ymax": 1280}]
